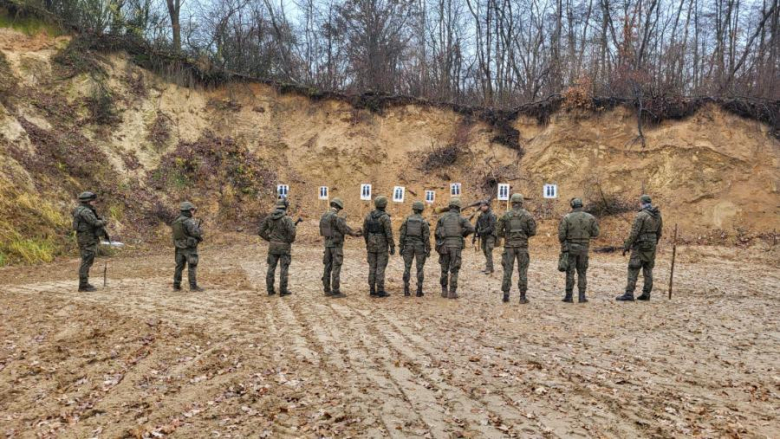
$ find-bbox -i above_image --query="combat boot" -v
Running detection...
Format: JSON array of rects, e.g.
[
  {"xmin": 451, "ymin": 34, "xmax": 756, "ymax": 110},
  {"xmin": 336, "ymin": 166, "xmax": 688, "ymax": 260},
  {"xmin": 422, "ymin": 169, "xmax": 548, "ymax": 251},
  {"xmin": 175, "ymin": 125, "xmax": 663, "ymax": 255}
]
[
  {"xmin": 376, "ymin": 290, "xmax": 390, "ymax": 298},
  {"xmin": 519, "ymin": 291, "xmax": 529, "ymax": 304},
  {"xmin": 268, "ymin": 289, "xmax": 277, "ymax": 296},
  {"xmin": 448, "ymin": 286, "xmax": 459, "ymax": 299},
  {"xmin": 370, "ymin": 285, "xmax": 377, "ymax": 297},
  {"xmin": 615, "ymin": 292, "xmax": 635, "ymax": 301},
  {"xmin": 562, "ymin": 291, "xmax": 573, "ymax": 303},
  {"xmin": 416, "ymin": 285, "xmax": 424, "ymax": 297},
  {"xmin": 441, "ymin": 285, "xmax": 448, "ymax": 298},
  {"xmin": 331, "ymin": 290, "xmax": 346, "ymax": 299},
  {"xmin": 502, "ymin": 292, "xmax": 509, "ymax": 303},
  {"xmin": 578, "ymin": 291, "xmax": 588, "ymax": 303},
  {"xmin": 279, "ymin": 290, "xmax": 292, "ymax": 297},
  {"xmin": 173, "ymin": 284, "xmax": 181, "ymax": 291},
  {"xmin": 324, "ymin": 290, "xmax": 334, "ymax": 297},
  {"xmin": 404, "ymin": 284, "xmax": 410, "ymax": 297},
  {"xmin": 190, "ymin": 285, "xmax": 205, "ymax": 292},
  {"xmin": 78, "ymin": 284, "xmax": 97, "ymax": 292},
  {"xmin": 637, "ymin": 292, "xmax": 651, "ymax": 301}
]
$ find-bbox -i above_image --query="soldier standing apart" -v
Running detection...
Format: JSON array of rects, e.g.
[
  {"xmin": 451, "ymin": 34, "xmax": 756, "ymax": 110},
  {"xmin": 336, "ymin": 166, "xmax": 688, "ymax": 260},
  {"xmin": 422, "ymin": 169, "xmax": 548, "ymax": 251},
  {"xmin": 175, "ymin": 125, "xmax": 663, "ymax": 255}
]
[
  {"xmin": 259, "ymin": 198, "xmax": 297, "ymax": 297},
  {"xmin": 435, "ymin": 198, "xmax": 475, "ymax": 299},
  {"xmin": 72, "ymin": 191, "xmax": 109, "ymax": 292},
  {"xmin": 172, "ymin": 201, "xmax": 204, "ymax": 292},
  {"xmin": 475, "ymin": 201, "xmax": 498, "ymax": 274},
  {"xmin": 320, "ymin": 198, "xmax": 362, "ymax": 298},
  {"xmin": 363, "ymin": 196, "xmax": 395, "ymax": 298},
  {"xmin": 558, "ymin": 198, "xmax": 600, "ymax": 303},
  {"xmin": 617, "ymin": 195, "xmax": 663, "ymax": 301},
  {"xmin": 497, "ymin": 194, "xmax": 537, "ymax": 304},
  {"xmin": 399, "ymin": 201, "xmax": 431, "ymax": 297}
]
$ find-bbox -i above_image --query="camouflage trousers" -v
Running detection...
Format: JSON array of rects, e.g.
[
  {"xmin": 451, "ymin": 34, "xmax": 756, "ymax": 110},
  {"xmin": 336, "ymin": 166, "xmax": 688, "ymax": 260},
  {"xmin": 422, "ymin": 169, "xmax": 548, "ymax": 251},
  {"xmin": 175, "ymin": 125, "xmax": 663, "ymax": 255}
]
[
  {"xmin": 402, "ymin": 242, "xmax": 427, "ymax": 288},
  {"xmin": 565, "ymin": 249, "xmax": 590, "ymax": 293},
  {"xmin": 174, "ymin": 247, "xmax": 199, "ymax": 288},
  {"xmin": 501, "ymin": 247, "xmax": 529, "ymax": 293},
  {"xmin": 267, "ymin": 251, "xmax": 291, "ymax": 294},
  {"xmin": 439, "ymin": 246, "xmax": 462, "ymax": 290},
  {"xmin": 78, "ymin": 242, "xmax": 97, "ymax": 287},
  {"xmin": 322, "ymin": 246, "xmax": 344, "ymax": 293},
  {"xmin": 625, "ymin": 246, "xmax": 656, "ymax": 295},
  {"xmin": 367, "ymin": 250, "xmax": 389, "ymax": 291},
  {"xmin": 480, "ymin": 235, "xmax": 495, "ymax": 271}
]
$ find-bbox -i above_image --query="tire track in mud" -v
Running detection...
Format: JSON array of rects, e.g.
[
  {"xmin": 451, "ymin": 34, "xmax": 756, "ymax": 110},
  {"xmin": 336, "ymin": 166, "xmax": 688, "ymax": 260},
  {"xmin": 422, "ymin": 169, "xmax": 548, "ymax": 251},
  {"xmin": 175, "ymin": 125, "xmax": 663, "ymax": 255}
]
[{"xmin": 328, "ymin": 300, "xmax": 511, "ymax": 438}]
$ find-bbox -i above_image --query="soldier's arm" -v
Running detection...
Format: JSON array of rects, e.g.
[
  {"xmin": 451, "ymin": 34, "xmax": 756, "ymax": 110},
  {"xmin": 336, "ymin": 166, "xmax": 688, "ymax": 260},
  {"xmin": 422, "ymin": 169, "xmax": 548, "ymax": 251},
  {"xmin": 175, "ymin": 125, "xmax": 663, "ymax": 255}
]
[
  {"xmin": 383, "ymin": 216, "xmax": 395, "ymax": 249},
  {"xmin": 657, "ymin": 215, "xmax": 663, "ymax": 241},
  {"xmin": 399, "ymin": 219, "xmax": 407, "ymax": 244},
  {"xmin": 487, "ymin": 213, "xmax": 497, "ymax": 235},
  {"xmin": 339, "ymin": 217, "xmax": 361, "ymax": 237},
  {"xmin": 362, "ymin": 215, "xmax": 370, "ymax": 244},
  {"xmin": 423, "ymin": 221, "xmax": 431, "ymax": 253},
  {"xmin": 495, "ymin": 216, "xmax": 505, "ymax": 238},
  {"xmin": 591, "ymin": 216, "xmax": 600, "ymax": 239},
  {"xmin": 81, "ymin": 209, "xmax": 108, "ymax": 228},
  {"xmin": 287, "ymin": 217, "xmax": 297, "ymax": 243},
  {"xmin": 461, "ymin": 217, "xmax": 475, "ymax": 237},
  {"xmin": 558, "ymin": 216, "xmax": 568, "ymax": 243},
  {"xmin": 185, "ymin": 219, "xmax": 203, "ymax": 241},
  {"xmin": 526, "ymin": 215, "xmax": 538, "ymax": 237},
  {"xmin": 625, "ymin": 214, "xmax": 643, "ymax": 249},
  {"xmin": 258, "ymin": 218, "xmax": 270, "ymax": 241}
]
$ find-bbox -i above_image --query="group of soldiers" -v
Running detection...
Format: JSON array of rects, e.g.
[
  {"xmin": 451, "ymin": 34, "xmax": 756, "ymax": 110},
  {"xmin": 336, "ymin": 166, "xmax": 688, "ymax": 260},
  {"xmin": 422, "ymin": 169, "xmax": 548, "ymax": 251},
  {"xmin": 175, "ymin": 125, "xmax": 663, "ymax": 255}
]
[{"xmin": 72, "ymin": 191, "xmax": 663, "ymax": 303}]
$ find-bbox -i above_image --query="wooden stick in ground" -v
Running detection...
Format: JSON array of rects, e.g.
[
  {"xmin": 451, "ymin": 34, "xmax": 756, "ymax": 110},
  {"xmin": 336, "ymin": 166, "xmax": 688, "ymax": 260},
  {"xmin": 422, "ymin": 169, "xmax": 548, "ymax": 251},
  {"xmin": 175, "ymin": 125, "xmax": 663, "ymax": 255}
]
[
  {"xmin": 103, "ymin": 261, "xmax": 108, "ymax": 288},
  {"xmin": 669, "ymin": 223, "xmax": 678, "ymax": 299}
]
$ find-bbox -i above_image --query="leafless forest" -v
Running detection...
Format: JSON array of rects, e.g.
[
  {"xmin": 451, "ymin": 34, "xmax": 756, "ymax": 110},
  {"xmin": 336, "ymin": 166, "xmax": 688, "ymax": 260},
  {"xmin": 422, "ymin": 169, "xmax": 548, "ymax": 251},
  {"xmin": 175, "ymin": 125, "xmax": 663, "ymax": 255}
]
[{"xmin": 7, "ymin": 0, "xmax": 780, "ymax": 106}]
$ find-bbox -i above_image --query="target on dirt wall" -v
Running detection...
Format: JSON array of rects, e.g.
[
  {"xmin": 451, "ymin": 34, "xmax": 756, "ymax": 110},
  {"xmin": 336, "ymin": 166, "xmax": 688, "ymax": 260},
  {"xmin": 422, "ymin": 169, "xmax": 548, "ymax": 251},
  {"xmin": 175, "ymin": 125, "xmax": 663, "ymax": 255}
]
[
  {"xmin": 425, "ymin": 190, "xmax": 435, "ymax": 203},
  {"xmin": 360, "ymin": 184, "xmax": 372, "ymax": 201},
  {"xmin": 393, "ymin": 186, "xmax": 405, "ymax": 203},
  {"xmin": 277, "ymin": 184, "xmax": 289, "ymax": 198},
  {"xmin": 318, "ymin": 186, "xmax": 329, "ymax": 200}
]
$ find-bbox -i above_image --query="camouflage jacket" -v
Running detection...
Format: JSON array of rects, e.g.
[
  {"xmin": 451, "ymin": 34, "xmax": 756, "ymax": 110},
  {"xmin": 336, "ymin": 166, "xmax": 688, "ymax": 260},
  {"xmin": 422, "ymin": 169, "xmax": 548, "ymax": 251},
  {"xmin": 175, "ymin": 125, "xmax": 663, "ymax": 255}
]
[
  {"xmin": 72, "ymin": 203, "xmax": 108, "ymax": 245},
  {"xmin": 399, "ymin": 213, "xmax": 431, "ymax": 252},
  {"xmin": 497, "ymin": 207, "xmax": 537, "ymax": 248},
  {"xmin": 435, "ymin": 210, "xmax": 475, "ymax": 248},
  {"xmin": 363, "ymin": 209, "xmax": 395, "ymax": 252},
  {"xmin": 558, "ymin": 208, "xmax": 600, "ymax": 248},
  {"xmin": 259, "ymin": 209, "xmax": 296, "ymax": 253},
  {"xmin": 172, "ymin": 212, "xmax": 203, "ymax": 250},
  {"xmin": 476, "ymin": 210, "xmax": 498, "ymax": 237},
  {"xmin": 321, "ymin": 208, "xmax": 359, "ymax": 248},
  {"xmin": 625, "ymin": 206, "xmax": 663, "ymax": 250}
]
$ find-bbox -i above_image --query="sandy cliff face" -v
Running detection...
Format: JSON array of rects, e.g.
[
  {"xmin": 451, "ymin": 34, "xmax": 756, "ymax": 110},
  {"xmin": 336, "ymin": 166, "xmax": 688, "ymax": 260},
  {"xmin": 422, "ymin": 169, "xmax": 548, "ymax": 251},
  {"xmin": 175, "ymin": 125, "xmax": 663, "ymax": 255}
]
[{"xmin": 0, "ymin": 28, "xmax": 778, "ymax": 264}]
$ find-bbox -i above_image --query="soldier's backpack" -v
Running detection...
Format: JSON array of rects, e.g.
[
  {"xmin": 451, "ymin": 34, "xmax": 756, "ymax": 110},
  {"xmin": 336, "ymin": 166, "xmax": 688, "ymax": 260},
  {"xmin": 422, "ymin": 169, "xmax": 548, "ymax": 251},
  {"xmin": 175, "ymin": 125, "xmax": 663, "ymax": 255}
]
[
  {"xmin": 505, "ymin": 210, "xmax": 529, "ymax": 241},
  {"xmin": 319, "ymin": 211, "xmax": 335, "ymax": 238}
]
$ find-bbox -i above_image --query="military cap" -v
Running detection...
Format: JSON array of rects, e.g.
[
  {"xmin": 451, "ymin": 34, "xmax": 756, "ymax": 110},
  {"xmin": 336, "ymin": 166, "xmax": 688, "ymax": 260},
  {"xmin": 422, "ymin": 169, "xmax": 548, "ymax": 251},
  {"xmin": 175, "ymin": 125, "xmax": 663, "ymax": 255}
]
[
  {"xmin": 180, "ymin": 201, "xmax": 197, "ymax": 211},
  {"xmin": 449, "ymin": 197, "xmax": 462, "ymax": 208},
  {"xmin": 510, "ymin": 193, "xmax": 524, "ymax": 204},
  {"xmin": 330, "ymin": 198, "xmax": 344, "ymax": 209},
  {"xmin": 374, "ymin": 196, "xmax": 388, "ymax": 208},
  {"xmin": 78, "ymin": 191, "xmax": 97, "ymax": 201},
  {"xmin": 412, "ymin": 201, "xmax": 425, "ymax": 211},
  {"xmin": 570, "ymin": 198, "xmax": 583, "ymax": 208},
  {"xmin": 640, "ymin": 194, "xmax": 652, "ymax": 204}
]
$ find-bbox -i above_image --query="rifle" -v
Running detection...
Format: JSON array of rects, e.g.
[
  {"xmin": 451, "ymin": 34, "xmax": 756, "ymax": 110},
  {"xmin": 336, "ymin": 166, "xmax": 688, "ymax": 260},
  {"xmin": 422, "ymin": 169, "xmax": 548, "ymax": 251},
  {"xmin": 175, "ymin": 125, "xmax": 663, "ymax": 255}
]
[{"xmin": 294, "ymin": 217, "xmax": 304, "ymax": 226}]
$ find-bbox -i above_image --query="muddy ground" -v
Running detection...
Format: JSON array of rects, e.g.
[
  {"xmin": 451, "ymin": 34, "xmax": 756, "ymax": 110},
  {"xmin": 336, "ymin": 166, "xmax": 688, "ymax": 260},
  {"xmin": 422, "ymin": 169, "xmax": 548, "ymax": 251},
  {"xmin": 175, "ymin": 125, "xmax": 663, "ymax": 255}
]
[{"xmin": 0, "ymin": 242, "xmax": 778, "ymax": 439}]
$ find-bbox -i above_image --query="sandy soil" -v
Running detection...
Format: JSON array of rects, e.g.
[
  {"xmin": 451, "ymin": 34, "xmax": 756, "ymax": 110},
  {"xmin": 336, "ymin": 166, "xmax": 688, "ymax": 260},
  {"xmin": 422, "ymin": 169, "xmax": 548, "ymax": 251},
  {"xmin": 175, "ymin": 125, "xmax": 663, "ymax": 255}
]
[{"xmin": 0, "ymin": 243, "xmax": 778, "ymax": 439}]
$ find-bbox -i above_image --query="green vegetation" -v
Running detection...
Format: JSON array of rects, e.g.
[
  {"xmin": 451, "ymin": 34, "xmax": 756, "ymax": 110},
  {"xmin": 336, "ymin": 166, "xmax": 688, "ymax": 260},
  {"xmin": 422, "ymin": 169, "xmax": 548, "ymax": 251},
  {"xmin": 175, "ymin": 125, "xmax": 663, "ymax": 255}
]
[{"xmin": 0, "ymin": 12, "xmax": 64, "ymax": 36}]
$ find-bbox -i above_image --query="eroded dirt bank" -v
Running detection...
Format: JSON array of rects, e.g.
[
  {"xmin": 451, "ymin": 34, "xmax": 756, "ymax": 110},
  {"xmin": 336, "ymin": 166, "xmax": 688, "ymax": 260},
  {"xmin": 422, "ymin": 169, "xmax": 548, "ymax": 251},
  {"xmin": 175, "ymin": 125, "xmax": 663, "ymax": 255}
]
[{"xmin": 1, "ymin": 243, "xmax": 778, "ymax": 438}]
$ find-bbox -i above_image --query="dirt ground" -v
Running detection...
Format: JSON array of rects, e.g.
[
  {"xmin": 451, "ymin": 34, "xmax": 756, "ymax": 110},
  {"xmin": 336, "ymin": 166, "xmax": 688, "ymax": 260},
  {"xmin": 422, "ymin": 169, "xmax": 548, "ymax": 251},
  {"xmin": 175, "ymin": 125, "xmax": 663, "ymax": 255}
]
[{"xmin": 0, "ymin": 242, "xmax": 778, "ymax": 439}]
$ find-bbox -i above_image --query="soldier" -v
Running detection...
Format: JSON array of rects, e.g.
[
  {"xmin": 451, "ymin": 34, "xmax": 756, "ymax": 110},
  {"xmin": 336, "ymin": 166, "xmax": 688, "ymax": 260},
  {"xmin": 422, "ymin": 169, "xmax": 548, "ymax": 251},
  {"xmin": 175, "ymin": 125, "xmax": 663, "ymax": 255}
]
[
  {"xmin": 172, "ymin": 201, "xmax": 204, "ymax": 292},
  {"xmin": 496, "ymin": 193, "xmax": 537, "ymax": 304},
  {"xmin": 320, "ymin": 198, "xmax": 362, "ymax": 298},
  {"xmin": 435, "ymin": 198, "xmax": 475, "ymax": 299},
  {"xmin": 474, "ymin": 201, "xmax": 498, "ymax": 274},
  {"xmin": 259, "ymin": 198, "xmax": 297, "ymax": 297},
  {"xmin": 363, "ymin": 196, "xmax": 395, "ymax": 298},
  {"xmin": 558, "ymin": 198, "xmax": 600, "ymax": 303},
  {"xmin": 399, "ymin": 201, "xmax": 431, "ymax": 297},
  {"xmin": 617, "ymin": 194, "xmax": 663, "ymax": 301},
  {"xmin": 72, "ymin": 191, "xmax": 109, "ymax": 292}
]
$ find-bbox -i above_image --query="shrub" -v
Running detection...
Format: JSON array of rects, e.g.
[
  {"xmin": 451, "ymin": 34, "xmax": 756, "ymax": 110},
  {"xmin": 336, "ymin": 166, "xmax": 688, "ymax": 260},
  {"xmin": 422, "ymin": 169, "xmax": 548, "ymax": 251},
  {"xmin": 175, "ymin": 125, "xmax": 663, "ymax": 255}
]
[{"xmin": 420, "ymin": 143, "xmax": 460, "ymax": 171}]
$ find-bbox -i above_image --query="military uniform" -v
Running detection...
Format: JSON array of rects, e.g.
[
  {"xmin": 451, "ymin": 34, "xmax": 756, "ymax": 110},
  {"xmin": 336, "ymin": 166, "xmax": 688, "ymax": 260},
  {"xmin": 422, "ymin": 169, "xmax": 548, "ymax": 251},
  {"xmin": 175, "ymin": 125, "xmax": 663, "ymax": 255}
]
[
  {"xmin": 618, "ymin": 195, "xmax": 663, "ymax": 301},
  {"xmin": 558, "ymin": 198, "xmax": 600, "ymax": 303},
  {"xmin": 400, "ymin": 201, "xmax": 431, "ymax": 297},
  {"xmin": 172, "ymin": 201, "xmax": 204, "ymax": 291},
  {"xmin": 259, "ymin": 200, "xmax": 297, "ymax": 296},
  {"xmin": 363, "ymin": 196, "xmax": 395, "ymax": 297},
  {"xmin": 72, "ymin": 192, "xmax": 108, "ymax": 292},
  {"xmin": 320, "ymin": 198, "xmax": 361, "ymax": 298},
  {"xmin": 496, "ymin": 194, "xmax": 537, "ymax": 303},
  {"xmin": 475, "ymin": 206, "xmax": 498, "ymax": 273},
  {"xmin": 434, "ymin": 198, "xmax": 475, "ymax": 299}
]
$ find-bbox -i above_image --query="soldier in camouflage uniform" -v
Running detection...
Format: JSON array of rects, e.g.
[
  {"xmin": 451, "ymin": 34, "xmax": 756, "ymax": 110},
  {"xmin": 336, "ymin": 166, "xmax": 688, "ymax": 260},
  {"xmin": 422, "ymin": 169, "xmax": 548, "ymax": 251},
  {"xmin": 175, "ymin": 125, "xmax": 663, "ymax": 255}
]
[
  {"xmin": 172, "ymin": 201, "xmax": 204, "ymax": 292},
  {"xmin": 558, "ymin": 198, "xmax": 600, "ymax": 303},
  {"xmin": 399, "ymin": 201, "xmax": 431, "ymax": 297},
  {"xmin": 259, "ymin": 198, "xmax": 297, "ymax": 297},
  {"xmin": 320, "ymin": 198, "xmax": 362, "ymax": 298},
  {"xmin": 72, "ymin": 191, "xmax": 109, "ymax": 292},
  {"xmin": 475, "ymin": 201, "xmax": 498, "ymax": 274},
  {"xmin": 496, "ymin": 194, "xmax": 537, "ymax": 304},
  {"xmin": 617, "ymin": 195, "xmax": 663, "ymax": 301},
  {"xmin": 363, "ymin": 196, "xmax": 395, "ymax": 298},
  {"xmin": 435, "ymin": 198, "xmax": 475, "ymax": 299}
]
